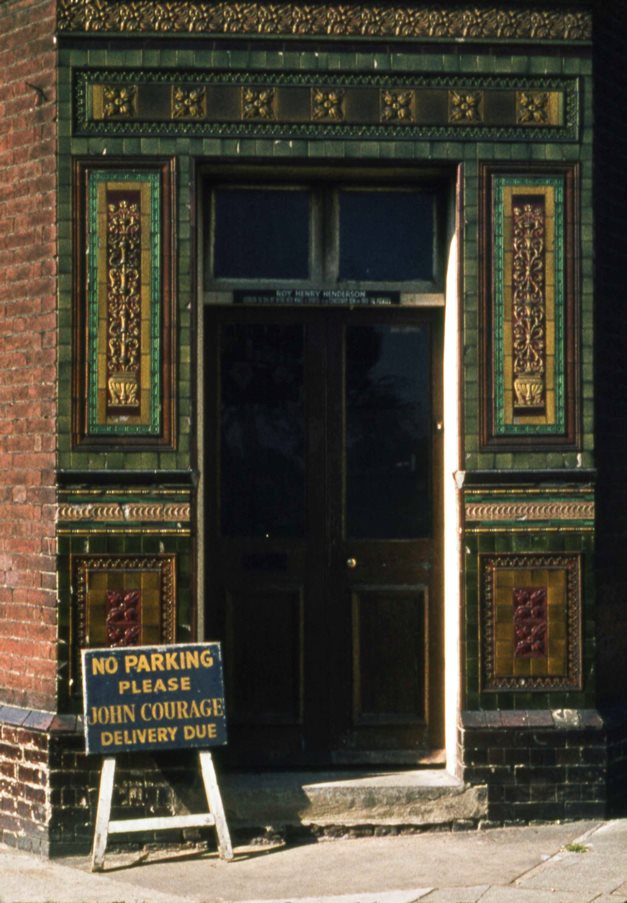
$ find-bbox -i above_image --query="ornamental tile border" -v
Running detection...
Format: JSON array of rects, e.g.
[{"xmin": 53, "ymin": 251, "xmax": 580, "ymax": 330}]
[
  {"xmin": 56, "ymin": 2, "xmax": 592, "ymax": 42},
  {"xmin": 74, "ymin": 69, "xmax": 579, "ymax": 142},
  {"xmin": 57, "ymin": 488, "xmax": 192, "ymax": 532},
  {"xmin": 58, "ymin": 502, "xmax": 192, "ymax": 522},
  {"xmin": 465, "ymin": 500, "xmax": 595, "ymax": 523}
]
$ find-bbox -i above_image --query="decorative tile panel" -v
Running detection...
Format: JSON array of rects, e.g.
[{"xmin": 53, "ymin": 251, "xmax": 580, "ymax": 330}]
[
  {"xmin": 171, "ymin": 86, "xmax": 207, "ymax": 119},
  {"xmin": 101, "ymin": 85, "xmax": 136, "ymax": 119},
  {"xmin": 57, "ymin": 2, "xmax": 592, "ymax": 43},
  {"xmin": 58, "ymin": 487, "xmax": 192, "ymax": 535},
  {"xmin": 448, "ymin": 90, "xmax": 483, "ymax": 123},
  {"xmin": 71, "ymin": 554, "xmax": 176, "ymax": 688},
  {"xmin": 480, "ymin": 553, "xmax": 582, "ymax": 691},
  {"xmin": 480, "ymin": 165, "xmax": 579, "ymax": 447},
  {"xmin": 464, "ymin": 488, "xmax": 595, "ymax": 533},
  {"xmin": 242, "ymin": 87, "xmax": 275, "ymax": 120},
  {"xmin": 75, "ymin": 70, "xmax": 577, "ymax": 142},
  {"xmin": 380, "ymin": 89, "xmax": 414, "ymax": 123},
  {"xmin": 72, "ymin": 160, "xmax": 176, "ymax": 448},
  {"xmin": 106, "ymin": 589, "xmax": 141, "ymax": 646},
  {"xmin": 312, "ymin": 88, "xmax": 345, "ymax": 121}
]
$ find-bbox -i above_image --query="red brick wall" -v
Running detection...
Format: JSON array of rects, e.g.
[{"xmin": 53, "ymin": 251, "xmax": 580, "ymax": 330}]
[
  {"xmin": 0, "ymin": 0, "xmax": 58, "ymax": 711},
  {"xmin": 0, "ymin": 724, "xmax": 50, "ymax": 853}
]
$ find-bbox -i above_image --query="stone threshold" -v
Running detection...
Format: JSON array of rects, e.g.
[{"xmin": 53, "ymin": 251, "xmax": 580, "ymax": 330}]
[{"xmin": 220, "ymin": 769, "xmax": 488, "ymax": 831}]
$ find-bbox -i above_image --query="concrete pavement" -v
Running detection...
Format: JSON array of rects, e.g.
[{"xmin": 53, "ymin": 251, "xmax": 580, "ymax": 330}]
[{"xmin": 1, "ymin": 819, "xmax": 627, "ymax": 903}]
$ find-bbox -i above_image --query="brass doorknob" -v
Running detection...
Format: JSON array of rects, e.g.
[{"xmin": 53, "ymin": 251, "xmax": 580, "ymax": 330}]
[{"xmin": 346, "ymin": 557, "xmax": 357, "ymax": 569}]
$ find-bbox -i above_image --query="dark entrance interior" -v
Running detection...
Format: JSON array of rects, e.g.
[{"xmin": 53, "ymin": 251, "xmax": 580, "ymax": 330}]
[{"xmin": 203, "ymin": 306, "xmax": 443, "ymax": 766}]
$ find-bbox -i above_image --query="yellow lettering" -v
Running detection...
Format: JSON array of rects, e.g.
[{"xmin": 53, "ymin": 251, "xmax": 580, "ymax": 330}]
[
  {"xmin": 150, "ymin": 652, "xmax": 165, "ymax": 671},
  {"xmin": 200, "ymin": 649, "xmax": 214, "ymax": 669},
  {"xmin": 92, "ymin": 655, "xmax": 118, "ymax": 675},
  {"xmin": 101, "ymin": 731, "xmax": 113, "ymax": 746},
  {"xmin": 124, "ymin": 654, "xmax": 138, "ymax": 673}
]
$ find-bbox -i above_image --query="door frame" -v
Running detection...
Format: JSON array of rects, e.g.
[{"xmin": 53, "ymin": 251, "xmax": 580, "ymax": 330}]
[{"xmin": 194, "ymin": 161, "xmax": 459, "ymax": 770}]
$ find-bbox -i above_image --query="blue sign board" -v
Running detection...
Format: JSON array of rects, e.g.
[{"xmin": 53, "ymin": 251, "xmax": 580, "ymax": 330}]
[{"xmin": 81, "ymin": 643, "xmax": 227, "ymax": 755}]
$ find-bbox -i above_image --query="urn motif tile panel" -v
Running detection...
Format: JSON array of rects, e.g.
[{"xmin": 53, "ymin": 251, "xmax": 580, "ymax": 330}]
[
  {"xmin": 480, "ymin": 553, "xmax": 582, "ymax": 691},
  {"xmin": 72, "ymin": 160, "xmax": 176, "ymax": 448},
  {"xmin": 480, "ymin": 165, "xmax": 579, "ymax": 448}
]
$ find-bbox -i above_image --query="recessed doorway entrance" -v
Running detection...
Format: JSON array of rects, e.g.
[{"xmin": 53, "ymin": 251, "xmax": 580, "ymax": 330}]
[
  {"xmin": 204, "ymin": 306, "xmax": 443, "ymax": 766},
  {"xmin": 201, "ymin": 174, "xmax": 447, "ymax": 767}
]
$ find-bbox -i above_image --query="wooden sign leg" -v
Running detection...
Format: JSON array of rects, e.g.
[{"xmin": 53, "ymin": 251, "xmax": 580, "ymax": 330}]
[
  {"xmin": 91, "ymin": 756, "xmax": 116, "ymax": 872},
  {"xmin": 199, "ymin": 751, "xmax": 234, "ymax": 861}
]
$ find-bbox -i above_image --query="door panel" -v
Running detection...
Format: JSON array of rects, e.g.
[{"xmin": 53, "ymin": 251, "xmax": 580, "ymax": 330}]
[
  {"xmin": 225, "ymin": 587, "xmax": 304, "ymax": 725},
  {"xmin": 204, "ymin": 306, "xmax": 442, "ymax": 766},
  {"xmin": 351, "ymin": 586, "xmax": 427, "ymax": 725}
]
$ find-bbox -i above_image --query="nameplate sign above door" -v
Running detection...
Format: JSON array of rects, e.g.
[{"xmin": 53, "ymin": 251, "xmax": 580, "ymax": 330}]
[{"xmin": 233, "ymin": 289, "xmax": 401, "ymax": 306}]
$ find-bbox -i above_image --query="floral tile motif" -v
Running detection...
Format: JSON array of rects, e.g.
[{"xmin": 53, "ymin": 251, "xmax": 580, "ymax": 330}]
[
  {"xmin": 380, "ymin": 89, "xmax": 414, "ymax": 123},
  {"xmin": 312, "ymin": 88, "xmax": 345, "ymax": 121},
  {"xmin": 449, "ymin": 90, "xmax": 483, "ymax": 123},
  {"xmin": 172, "ymin": 86, "xmax": 207, "ymax": 119},
  {"xmin": 480, "ymin": 553, "xmax": 582, "ymax": 690},
  {"xmin": 242, "ymin": 87, "xmax": 275, "ymax": 119}
]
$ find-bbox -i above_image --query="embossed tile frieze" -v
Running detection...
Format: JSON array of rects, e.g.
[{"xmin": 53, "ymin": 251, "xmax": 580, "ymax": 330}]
[
  {"xmin": 58, "ymin": 487, "xmax": 192, "ymax": 533},
  {"xmin": 464, "ymin": 489, "xmax": 595, "ymax": 531},
  {"xmin": 57, "ymin": 2, "xmax": 592, "ymax": 42},
  {"xmin": 77, "ymin": 71, "xmax": 577, "ymax": 141}
]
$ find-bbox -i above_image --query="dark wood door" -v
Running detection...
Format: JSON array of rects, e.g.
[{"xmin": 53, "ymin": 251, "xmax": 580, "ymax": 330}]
[{"xmin": 204, "ymin": 306, "xmax": 443, "ymax": 766}]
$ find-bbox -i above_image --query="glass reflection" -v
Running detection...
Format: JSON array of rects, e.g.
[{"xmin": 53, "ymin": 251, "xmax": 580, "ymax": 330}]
[
  {"xmin": 346, "ymin": 325, "xmax": 431, "ymax": 538},
  {"xmin": 220, "ymin": 323, "xmax": 305, "ymax": 536}
]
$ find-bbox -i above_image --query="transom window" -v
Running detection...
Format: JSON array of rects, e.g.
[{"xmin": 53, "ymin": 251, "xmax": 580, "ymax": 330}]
[{"xmin": 205, "ymin": 181, "xmax": 444, "ymax": 293}]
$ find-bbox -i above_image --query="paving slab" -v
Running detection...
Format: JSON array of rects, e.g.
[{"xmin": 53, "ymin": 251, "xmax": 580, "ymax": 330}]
[
  {"xmin": 233, "ymin": 893, "xmax": 432, "ymax": 903},
  {"xmin": 420, "ymin": 887, "xmax": 489, "ymax": 902},
  {"xmin": 0, "ymin": 846, "xmax": 191, "ymax": 903},
  {"xmin": 479, "ymin": 889, "xmax": 596, "ymax": 902},
  {"xmin": 1, "ymin": 819, "xmax": 622, "ymax": 903},
  {"xmin": 518, "ymin": 821, "xmax": 627, "ymax": 898},
  {"xmin": 63, "ymin": 821, "xmax": 595, "ymax": 903}
]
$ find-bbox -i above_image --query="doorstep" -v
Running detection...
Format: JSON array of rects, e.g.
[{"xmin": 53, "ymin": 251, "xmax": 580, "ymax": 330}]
[{"xmin": 219, "ymin": 770, "xmax": 488, "ymax": 832}]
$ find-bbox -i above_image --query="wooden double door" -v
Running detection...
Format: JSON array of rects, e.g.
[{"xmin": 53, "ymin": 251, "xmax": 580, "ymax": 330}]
[{"xmin": 204, "ymin": 306, "xmax": 443, "ymax": 766}]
